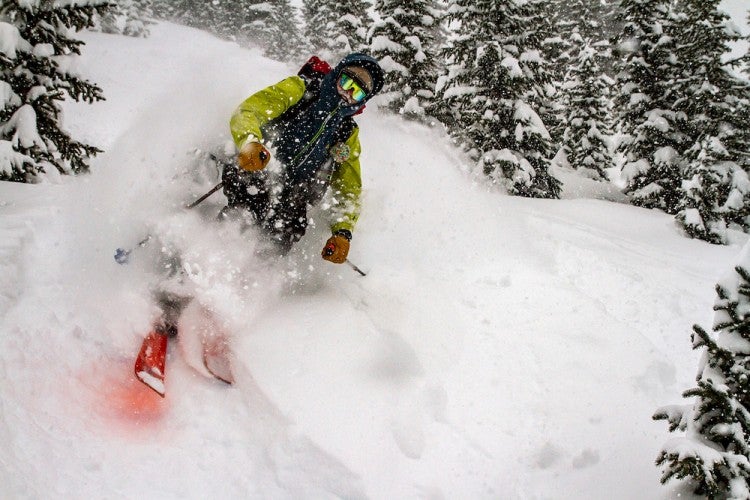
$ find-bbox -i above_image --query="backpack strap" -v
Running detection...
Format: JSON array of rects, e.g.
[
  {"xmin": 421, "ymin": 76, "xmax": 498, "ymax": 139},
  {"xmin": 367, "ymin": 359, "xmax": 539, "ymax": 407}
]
[
  {"xmin": 333, "ymin": 117, "xmax": 356, "ymax": 146},
  {"xmin": 298, "ymin": 56, "xmax": 332, "ymax": 98},
  {"xmin": 266, "ymin": 56, "xmax": 358, "ymax": 150}
]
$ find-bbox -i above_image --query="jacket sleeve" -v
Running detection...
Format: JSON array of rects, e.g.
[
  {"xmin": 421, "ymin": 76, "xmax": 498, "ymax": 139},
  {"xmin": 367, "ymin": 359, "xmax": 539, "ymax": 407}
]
[
  {"xmin": 329, "ymin": 125, "xmax": 362, "ymax": 235},
  {"xmin": 230, "ymin": 76, "xmax": 306, "ymax": 147}
]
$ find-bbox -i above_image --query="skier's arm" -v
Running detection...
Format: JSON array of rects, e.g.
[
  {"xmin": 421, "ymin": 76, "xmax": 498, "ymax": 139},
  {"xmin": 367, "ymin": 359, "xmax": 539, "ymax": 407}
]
[
  {"xmin": 230, "ymin": 76, "xmax": 306, "ymax": 147},
  {"xmin": 329, "ymin": 126, "xmax": 362, "ymax": 235}
]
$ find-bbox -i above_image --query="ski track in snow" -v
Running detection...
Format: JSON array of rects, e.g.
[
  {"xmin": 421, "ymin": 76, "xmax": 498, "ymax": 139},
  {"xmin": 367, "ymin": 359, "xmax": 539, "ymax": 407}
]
[{"xmin": 0, "ymin": 23, "xmax": 743, "ymax": 499}]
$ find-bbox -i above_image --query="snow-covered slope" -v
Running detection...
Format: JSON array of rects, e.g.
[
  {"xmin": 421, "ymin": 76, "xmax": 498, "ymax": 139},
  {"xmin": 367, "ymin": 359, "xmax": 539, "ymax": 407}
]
[{"xmin": 0, "ymin": 23, "xmax": 743, "ymax": 499}]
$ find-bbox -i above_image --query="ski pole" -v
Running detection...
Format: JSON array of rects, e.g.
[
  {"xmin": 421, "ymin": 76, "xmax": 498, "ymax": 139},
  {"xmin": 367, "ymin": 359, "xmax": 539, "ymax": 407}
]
[
  {"xmin": 324, "ymin": 244, "xmax": 367, "ymax": 277},
  {"xmin": 186, "ymin": 181, "xmax": 223, "ymax": 209},
  {"xmin": 114, "ymin": 234, "xmax": 152, "ymax": 264},
  {"xmin": 115, "ymin": 180, "xmax": 225, "ymax": 264},
  {"xmin": 115, "ymin": 159, "xmax": 229, "ymax": 264},
  {"xmin": 183, "ymin": 153, "xmax": 230, "ymax": 209},
  {"xmin": 345, "ymin": 260, "xmax": 367, "ymax": 277}
]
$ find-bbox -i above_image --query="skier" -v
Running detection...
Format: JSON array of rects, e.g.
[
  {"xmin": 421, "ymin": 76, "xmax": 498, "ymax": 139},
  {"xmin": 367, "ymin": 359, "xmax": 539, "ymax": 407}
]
[
  {"xmin": 220, "ymin": 53, "xmax": 385, "ymax": 264},
  {"xmin": 132, "ymin": 54, "xmax": 385, "ymax": 395}
]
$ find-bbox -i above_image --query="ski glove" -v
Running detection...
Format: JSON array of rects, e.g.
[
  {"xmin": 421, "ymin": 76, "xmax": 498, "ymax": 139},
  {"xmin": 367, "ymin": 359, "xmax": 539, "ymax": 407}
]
[
  {"xmin": 322, "ymin": 230, "xmax": 351, "ymax": 264},
  {"xmin": 238, "ymin": 137, "xmax": 270, "ymax": 172}
]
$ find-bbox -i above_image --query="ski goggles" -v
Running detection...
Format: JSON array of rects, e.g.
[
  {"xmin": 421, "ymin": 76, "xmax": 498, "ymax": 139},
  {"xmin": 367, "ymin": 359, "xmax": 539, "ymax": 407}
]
[{"xmin": 339, "ymin": 72, "xmax": 369, "ymax": 102}]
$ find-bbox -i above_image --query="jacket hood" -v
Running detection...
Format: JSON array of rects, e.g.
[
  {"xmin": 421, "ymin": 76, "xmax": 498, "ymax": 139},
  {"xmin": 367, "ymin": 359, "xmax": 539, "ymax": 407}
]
[
  {"xmin": 317, "ymin": 53, "xmax": 384, "ymax": 116},
  {"xmin": 333, "ymin": 53, "xmax": 385, "ymax": 96}
]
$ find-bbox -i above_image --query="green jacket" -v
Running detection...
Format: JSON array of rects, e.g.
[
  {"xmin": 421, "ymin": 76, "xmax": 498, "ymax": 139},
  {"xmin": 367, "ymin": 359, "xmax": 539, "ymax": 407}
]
[{"xmin": 230, "ymin": 76, "xmax": 362, "ymax": 235}]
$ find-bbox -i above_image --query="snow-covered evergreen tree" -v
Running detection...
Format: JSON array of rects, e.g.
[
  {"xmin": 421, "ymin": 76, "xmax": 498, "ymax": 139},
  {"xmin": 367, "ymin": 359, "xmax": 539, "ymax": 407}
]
[
  {"xmin": 612, "ymin": 0, "xmax": 684, "ymax": 212},
  {"xmin": 262, "ymin": 0, "xmax": 305, "ymax": 63},
  {"xmin": 560, "ymin": 43, "xmax": 613, "ymax": 180},
  {"xmin": 302, "ymin": 0, "xmax": 334, "ymax": 55},
  {"xmin": 151, "ymin": 0, "xmax": 209, "ymax": 32},
  {"xmin": 677, "ymin": 137, "xmax": 738, "ymax": 244},
  {"xmin": 235, "ymin": 0, "xmax": 277, "ymax": 43},
  {"xmin": 154, "ymin": 0, "xmax": 273, "ymax": 43},
  {"xmin": 150, "ymin": 0, "xmax": 182, "ymax": 20},
  {"xmin": 302, "ymin": 0, "xmax": 370, "ymax": 60},
  {"xmin": 333, "ymin": 0, "xmax": 370, "ymax": 56},
  {"xmin": 100, "ymin": 0, "xmax": 152, "ymax": 37},
  {"xmin": 613, "ymin": 0, "xmax": 750, "ymax": 244},
  {"xmin": 149, "ymin": 0, "xmax": 169, "ymax": 18},
  {"xmin": 669, "ymin": 0, "xmax": 750, "ymax": 244},
  {"xmin": 547, "ymin": 0, "xmax": 615, "ymax": 144},
  {"xmin": 547, "ymin": 0, "xmax": 620, "ymax": 62},
  {"xmin": 368, "ymin": 0, "xmax": 442, "ymax": 119},
  {"xmin": 654, "ymin": 244, "xmax": 750, "ymax": 498},
  {"xmin": 0, "ymin": 0, "xmax": 110, "ymax": 182},
  {"xmin": 436, "ymin": 0, "xmax": 560, "ymax": 199},
  {"xmin": 518, "ymin": 0, "xmax": 561, "ymax": 149},
  {"xmin": 195, "ymin": 0, "xmax": 238, "ymax": 40}
]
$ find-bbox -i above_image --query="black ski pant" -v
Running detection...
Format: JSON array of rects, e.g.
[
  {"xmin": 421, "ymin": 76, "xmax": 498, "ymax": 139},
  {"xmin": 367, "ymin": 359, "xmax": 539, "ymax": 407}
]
[{"xmin": 221, "ymin": 163, "xmax": 308, "ymax": 254}]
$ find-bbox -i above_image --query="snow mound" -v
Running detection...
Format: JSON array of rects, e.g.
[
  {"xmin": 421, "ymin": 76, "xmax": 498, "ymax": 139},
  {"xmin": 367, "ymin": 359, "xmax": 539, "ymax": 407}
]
[{"xmin": 0, "ymin": 21, "xmax": 745, "ymax": 499}]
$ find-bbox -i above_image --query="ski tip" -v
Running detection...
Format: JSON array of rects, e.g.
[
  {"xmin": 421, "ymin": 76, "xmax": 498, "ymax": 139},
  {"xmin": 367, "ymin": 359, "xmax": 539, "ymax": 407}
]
[
  {"xmin": 136, "ymin": 369, "xmax": 166, "ymax": 397},
  {"xmin": 203, "ymin": 352, "xmax": 235, "ymax": 385},
  {"xmin": 212, "ymin": 373, "xmax": 234, "ymax": 385}
]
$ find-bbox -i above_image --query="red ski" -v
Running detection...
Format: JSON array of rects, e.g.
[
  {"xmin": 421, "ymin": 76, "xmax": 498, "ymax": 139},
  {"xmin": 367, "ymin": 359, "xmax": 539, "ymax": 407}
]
[
  {"xmin": 134, "ymin": 331, "xmax": 168, "ymax": 397},
  {"xmin": 133, "ymin": 303, "xmax": 234, "ymax": 396},
  {"xmin": 177, "ymin": 300, "xmax": 235, "ymax": 385}
]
